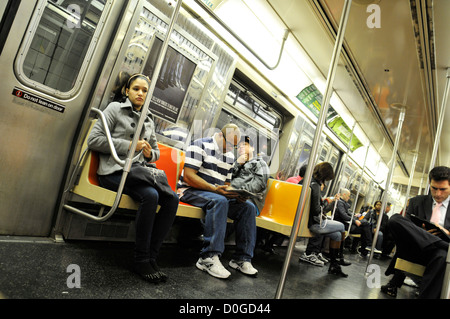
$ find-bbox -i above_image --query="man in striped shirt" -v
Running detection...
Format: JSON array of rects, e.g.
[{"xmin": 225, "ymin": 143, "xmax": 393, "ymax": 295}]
[{"xmin": 178, "ymin": 124, "xmax": 258, "ymax": 279}]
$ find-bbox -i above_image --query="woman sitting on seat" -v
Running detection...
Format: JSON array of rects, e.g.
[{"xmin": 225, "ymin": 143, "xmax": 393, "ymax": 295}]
[
  {"xmin": 300, "ymin": 162, "xmax": 349, "ymax": 277},
  {"xmin": 87, "ymin": 73, "xmax": 179, "ymax": 283}
]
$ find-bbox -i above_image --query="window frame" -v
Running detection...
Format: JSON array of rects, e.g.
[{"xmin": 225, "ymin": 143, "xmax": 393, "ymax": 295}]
[{"xmin": 14, "ymin": 0, "xmax": 112, "ymax": 99}]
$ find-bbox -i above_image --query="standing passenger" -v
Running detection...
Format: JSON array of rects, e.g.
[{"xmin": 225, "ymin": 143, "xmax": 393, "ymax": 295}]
[
  {"xmin": 87, "ymin": 73, "xmax": 179, "ymax": 283},
  {"xmin": 178, "ymin": 124, "xmax": 259, "ymax": 278},
  {"xmin": 286, "ymin": 164, "xmax": 307, "ymax": 184}
]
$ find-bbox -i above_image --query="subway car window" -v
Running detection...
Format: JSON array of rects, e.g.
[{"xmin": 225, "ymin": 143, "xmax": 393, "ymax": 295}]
[
  {"xmin": 224, "ymin": 82, "xmax": 282, "ymax": 132},
  {"xmin": 17, "ymin": 0, "xmax": 106, "ymax": 95},
  {"xmin": 220, "ymin": 81, "xmax": 283, "ymax": 165}
]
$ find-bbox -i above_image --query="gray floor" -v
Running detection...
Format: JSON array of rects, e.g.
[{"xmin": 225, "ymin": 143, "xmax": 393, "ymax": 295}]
[{"xmin": 0, "ymin": 235, "xmax": 418, "ymax": 300}]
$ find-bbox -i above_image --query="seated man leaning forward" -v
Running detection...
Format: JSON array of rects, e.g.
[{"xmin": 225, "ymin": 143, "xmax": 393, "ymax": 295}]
[{"xmin": 177, "ymin": 124, "xmax": 258, "ymax": 279}]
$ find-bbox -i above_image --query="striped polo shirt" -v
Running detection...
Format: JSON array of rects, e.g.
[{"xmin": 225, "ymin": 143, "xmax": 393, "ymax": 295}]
[{"xmin": 177, "ymin": 134, "xmax": 235, "ymax": 194}]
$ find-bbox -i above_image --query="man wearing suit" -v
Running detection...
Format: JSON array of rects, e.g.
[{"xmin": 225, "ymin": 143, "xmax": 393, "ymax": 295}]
[{"xmin": 381, "ymin": 166, "xmax": 450, "ymax": 298}]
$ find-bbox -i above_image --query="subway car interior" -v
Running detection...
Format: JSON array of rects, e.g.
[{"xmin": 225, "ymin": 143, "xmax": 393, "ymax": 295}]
[{"xmin": 0, "ymin": 0, "xmax": 449, "ymax": 303}]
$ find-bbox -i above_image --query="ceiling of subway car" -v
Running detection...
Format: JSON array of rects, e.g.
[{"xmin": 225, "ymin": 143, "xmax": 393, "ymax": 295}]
[{"xmin": 266, "ymin": 0, "xmax": 449, "ymax": 186}]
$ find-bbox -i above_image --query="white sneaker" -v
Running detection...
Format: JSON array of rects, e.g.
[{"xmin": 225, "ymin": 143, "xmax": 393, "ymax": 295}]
[
  {"xmin": 404, "ymin": 276, "xmax": 419, "ymax": 288},
  {"xmin": 299, "ymin": 253, "xmax": 324, "ymax": 266},
  {"xmin": 196, "ymin": 255, "xmax": 231, "ymax": 279},
  {"xmin": 365, "ymin": 246, "xmax": 382, "ymax": 254},
  {"xmin": 317, "ymin": 253, "xmax": 329, "ymax": 264},
  {"xmin": 229, "ymin": 260, "xmax": 258, "ymax": 276}
]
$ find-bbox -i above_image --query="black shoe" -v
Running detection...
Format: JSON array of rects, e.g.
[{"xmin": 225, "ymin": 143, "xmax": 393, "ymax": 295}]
[
  {"xmin": 339, "ymin": 258, "xmax": 352, "ymax": 266},
  {"xmin": 328, "ymin": 262, "xmax": 348, "ymax": 277},
  {"xmin": 133, "ymin": 262, "xmax": 162, "ymax": 283},
  {"xmin": 380, "ymin": 283, "xmax": 397, "ymax": 298},
  {"xmin": 149, "ymin": 259, "xmax": 168, "ymax": 282},
  {"xmin": 261, "ymin": 245, "xmax": 276, "ymax": 255}
]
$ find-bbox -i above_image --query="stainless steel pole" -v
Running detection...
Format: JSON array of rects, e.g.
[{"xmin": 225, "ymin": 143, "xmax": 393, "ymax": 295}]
[
  {"xmin": 402, "ymin": 113, "xmax": 424, "ymax": 214},
  {"xmin": 366, "ymin": 106, "xmax": 406, "ymax": 272},
  {"xmin": 128, "ymin": 0, "xmax": 183, "ymax": 165},
  {"xmin": 425, "ymin": 68, "xmax": 449, "ymax": 193},
  {"xmin": 275, "ymin": 0, "xmax": 353, "ymax": 299},
  {"xmin": 347, "ymin": 144, "xmax": 370, "ymax": 238},
  {"xmin": 418, "ymin": 151, "xmax": 429, "ymax": 196},
  {"xmin": 401, "ymin": 150, "xmax": 418, "ymax": 216}
]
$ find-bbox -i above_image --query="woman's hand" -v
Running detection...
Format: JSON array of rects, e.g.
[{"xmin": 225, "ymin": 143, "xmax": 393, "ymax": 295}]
[
  {"xmin": 140, "ymin": 140, "xmax": 152, "ymax": 159},
  {"xmin": 131, "ymin": 140, "xmax": 152, "ymax": 159}
]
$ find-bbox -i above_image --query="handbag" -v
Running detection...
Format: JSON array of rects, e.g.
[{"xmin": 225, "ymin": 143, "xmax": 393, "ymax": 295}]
[{"xmin": 127, "ymin": 161, "xmax": 174, "ymax": 197}]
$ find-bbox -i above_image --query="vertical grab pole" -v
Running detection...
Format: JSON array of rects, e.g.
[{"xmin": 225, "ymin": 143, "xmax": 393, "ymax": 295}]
[
  {"xmin": 417, "ymin": 151, "xmax": 429, "ymax": 195},
  {"xmin": 275, "ymin": 0, "xmax": 353, "ymax": 299},
  {"xmin": 128, "ymin": 0, "xmax": 183, "ymax": 164},
  {"xmin": 425, "ymin": 68, "xmax": 450, "ymax": 194},
  {"xmin": 401, "ymin": 150, "xmax": 418, "ymax": 216},
  {"xmin": 346, "ymin": 143, "xmax": 370, "ymax": 238},
  {"xmin": 365, "ymin": 106, "xmax": 406, "ymax": 272},
  {"xmin": 105, "ymin": 0, "xmax": 182, "ymax": 212},
  {"xmin": 401, "ymin": 115, "xmax": 424, "ymax": 215}
]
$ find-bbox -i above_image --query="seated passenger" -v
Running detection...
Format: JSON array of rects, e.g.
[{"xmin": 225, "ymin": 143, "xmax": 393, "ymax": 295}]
[
  {"xmin": 299, "ymin": 181, "xmax": 335, "ymax": 266},
  {"xmin": 299, "ymin": 162, "xmax": 349, "ymax": 277},
  {"xmin": 361, "ymin": 200, "xmax": 388, "ymax": 256},
  {"xmin": 230, "ymin": 136, "xmax": 270, "ymax": 214},
  {"xmin": 230, "ymin": 137, "xmax": 278, "ymax": 254},
  {"xmin": 177, "ymin": 124, "xmax": 258, "ymax": 279},
  {"xmin": 87, "ymin": 73, "xmax": 179, "ymax": 283},
  {"xmin": 334, "ymin": 188, "xmax": 372, "ymax": 258},
  {"xmin": 381, "ymin": 166, "xmax": 450, "ymax": 299},
  {"xmin": 286, "ymin": 164, "xmax": 307, "ymax": 184}
]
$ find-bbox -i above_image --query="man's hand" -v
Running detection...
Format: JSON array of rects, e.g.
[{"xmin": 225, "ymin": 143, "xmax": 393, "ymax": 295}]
[
  {"xmin": 426, "ymin": 223, "xmax": 450, "ymax": 237},
  {"xmin": 236, "ymin": 154, "xmax": 249, "ymax": 165},
  {"xmin": 215, "ymin": 185, "xmax": 241, "ymax": 199}
]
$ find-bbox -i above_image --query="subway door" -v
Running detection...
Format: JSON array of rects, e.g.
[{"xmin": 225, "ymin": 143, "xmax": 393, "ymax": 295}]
[{"xmin": 0, "ymin": 0, "xmax": 129, "ymax": 237}]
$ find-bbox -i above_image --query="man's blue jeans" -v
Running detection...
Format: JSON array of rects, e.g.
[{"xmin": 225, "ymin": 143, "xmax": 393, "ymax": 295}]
[{"xmin": 180, "ymin": 188, "xmax": 257, "ymax": 261}]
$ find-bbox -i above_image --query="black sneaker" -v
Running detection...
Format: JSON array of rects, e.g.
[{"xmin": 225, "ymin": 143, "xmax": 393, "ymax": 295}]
[
  {"xmin": 149, "ymin": 259, "xmax": 168, "ymax": 282},
  {"xmin": 328, "ymin": 262, "xmax": 348, "ymax": 277},
  {"xmin": 339, "ymin": 258, "xmax": 352, "ymax": 266},
  {"xmin": 133, "ymin": 262, "xmax": 162, "ymax": 283},
  {"xmin": 381, "ymin": 283, "xmax": 397, "ymax": 298}
]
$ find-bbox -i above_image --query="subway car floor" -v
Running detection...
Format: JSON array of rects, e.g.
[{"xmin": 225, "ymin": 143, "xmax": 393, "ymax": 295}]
[{"xmin": 0, "ymin": 233, "xmax": 419, "ymax": 300}]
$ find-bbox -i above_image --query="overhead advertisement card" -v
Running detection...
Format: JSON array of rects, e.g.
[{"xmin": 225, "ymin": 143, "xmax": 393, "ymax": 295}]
[{"xmin": 296, "ymin": 84, "xmax": 362, "ymax": 152}]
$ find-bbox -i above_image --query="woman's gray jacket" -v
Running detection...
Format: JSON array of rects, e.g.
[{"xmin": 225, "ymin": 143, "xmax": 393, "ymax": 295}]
[{"xmin": 87, "ymin": 99, "xmax": 160, "ymax": 176}]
